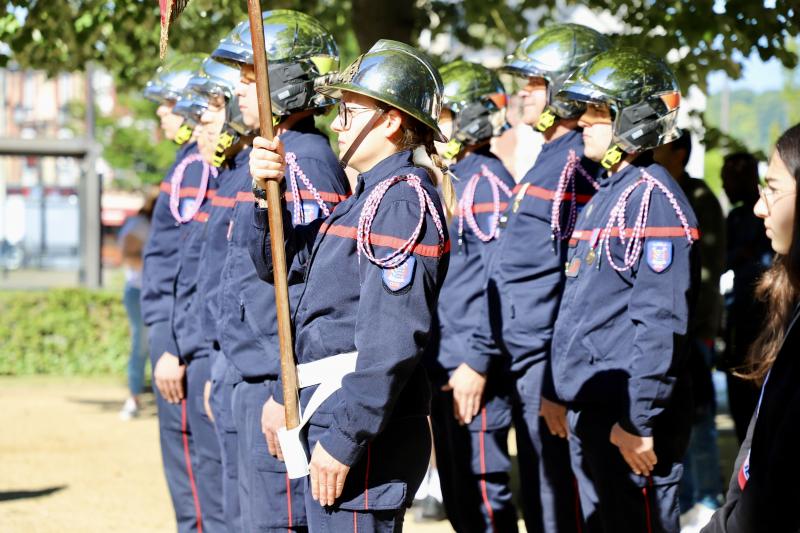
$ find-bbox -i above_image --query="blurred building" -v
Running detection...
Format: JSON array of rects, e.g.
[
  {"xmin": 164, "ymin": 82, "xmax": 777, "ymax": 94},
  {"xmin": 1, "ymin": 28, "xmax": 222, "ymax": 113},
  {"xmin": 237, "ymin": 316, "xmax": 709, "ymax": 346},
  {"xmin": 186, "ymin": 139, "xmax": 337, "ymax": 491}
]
[{"xmin": 0, "ymin": 66, "xmax": 135, "ymax": 272}]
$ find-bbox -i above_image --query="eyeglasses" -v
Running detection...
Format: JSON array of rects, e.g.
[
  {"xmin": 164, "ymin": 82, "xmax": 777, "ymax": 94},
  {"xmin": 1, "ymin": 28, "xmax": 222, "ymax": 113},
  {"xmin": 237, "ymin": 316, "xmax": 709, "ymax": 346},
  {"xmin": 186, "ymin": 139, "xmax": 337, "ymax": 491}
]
[
  {"xmin": 758, "ymin": 182, "xmax": 796, "ymax": 214},
  {"xmin": 337, "ymin": 101, "xmax": 375, "ymax": 129}
]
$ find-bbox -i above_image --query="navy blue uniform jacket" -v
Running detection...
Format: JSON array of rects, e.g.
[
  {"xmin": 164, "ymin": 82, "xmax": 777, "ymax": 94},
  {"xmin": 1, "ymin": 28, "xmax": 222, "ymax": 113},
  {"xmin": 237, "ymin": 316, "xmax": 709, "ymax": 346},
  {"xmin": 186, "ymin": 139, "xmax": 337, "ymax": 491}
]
[
  {"xmin": 551, "ymin": 162, "xmax": 699, "ymax": 438},
  {"xmin": 427, "ymin": 147, "xmax": 515, "ymax": 381},
  {"xmin": 249, "ymin": 150, "xmax": 450, "ymax": 466},
  {"xmin": 472, "ymin": 129, "xmax": 600, "ymax": 375},
  {"xmin": 142, "ymin": 142, "xmax": 212, "ymax": 328},
  {"xmin": 219, "ymin": 121, "xmax": 349, "ymax": 379},
  {"xmin": 171, "ymin": 148, "xmax": 250, "ymax": 360}
]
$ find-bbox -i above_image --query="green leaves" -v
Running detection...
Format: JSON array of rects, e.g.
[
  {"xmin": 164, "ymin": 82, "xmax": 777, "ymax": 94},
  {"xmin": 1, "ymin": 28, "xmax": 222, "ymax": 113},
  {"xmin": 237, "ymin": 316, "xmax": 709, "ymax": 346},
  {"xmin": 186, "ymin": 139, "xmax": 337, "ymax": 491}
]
[
  {"xmin": 2, "ymin": 0, "xmax": 796, "ymax": 96},
  {"xmin": 0, "ymin": 289, "xmax": 130, "ymax": 376}
]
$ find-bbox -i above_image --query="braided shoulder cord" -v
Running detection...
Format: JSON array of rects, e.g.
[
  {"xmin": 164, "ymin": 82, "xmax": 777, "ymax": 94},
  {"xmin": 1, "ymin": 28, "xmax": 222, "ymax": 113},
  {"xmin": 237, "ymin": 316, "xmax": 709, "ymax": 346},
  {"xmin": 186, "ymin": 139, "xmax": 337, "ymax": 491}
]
[
  {"xmin": 599, "ymin": 170, "xmax": 695, "ymax": 272},
  {"xmin": 357, "ymin": 174, "xmax": 446, "ymax": 268},
  {"xmin": 457, "ymin": 164, "xmax": 514, "ymax": 244},
  {"xmin": 169, "ymin": 153, "xmax": 217, "ymax": 224},
  {"xmin": 550, "ymin": 149, "xmax": 601, "ymax": 241},
  {"xmin": 286, "ymin": 151, "xmax": 331, "ymax": 225}
]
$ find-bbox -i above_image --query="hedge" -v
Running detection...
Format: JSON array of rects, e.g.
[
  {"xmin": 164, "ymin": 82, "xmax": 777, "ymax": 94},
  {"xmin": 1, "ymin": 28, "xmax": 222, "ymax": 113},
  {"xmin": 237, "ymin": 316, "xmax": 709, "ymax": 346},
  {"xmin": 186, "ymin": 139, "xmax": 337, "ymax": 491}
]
[{"xmin": 0, "ymin": 288, "xmax": 131, "ymax": 376}]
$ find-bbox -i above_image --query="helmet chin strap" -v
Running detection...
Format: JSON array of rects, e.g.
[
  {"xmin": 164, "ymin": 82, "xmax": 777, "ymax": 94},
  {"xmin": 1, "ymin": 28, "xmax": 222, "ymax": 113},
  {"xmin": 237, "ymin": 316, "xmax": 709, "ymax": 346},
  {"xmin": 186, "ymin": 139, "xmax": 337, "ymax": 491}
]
[
  {"xmin": 174, "ymin": 124, "xmax": 194, "ymax": 145},
  {"xmin": 442, "ymin": 139, "xmax": 462, "ymax": 160},
  {"xmin": 339, "ymin": 108, "xmax": 385, "ymax": 168},
  {"xmin": 602, "ymin": 144, "xmax": 624, "ymax": 169},
  {"xmin": 535, "ymin": 108, "xmax": 556, "ymax": 132}
]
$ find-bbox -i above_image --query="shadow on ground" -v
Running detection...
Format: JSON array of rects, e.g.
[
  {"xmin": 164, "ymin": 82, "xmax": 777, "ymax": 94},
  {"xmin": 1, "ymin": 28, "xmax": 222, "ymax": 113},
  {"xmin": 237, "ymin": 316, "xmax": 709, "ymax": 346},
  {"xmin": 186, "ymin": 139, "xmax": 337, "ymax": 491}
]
[
  {"xmin": 67, "ymin": 391, "xmax": 158, "ymax": 417},
  {"xmin": 0, "ymin": 486, "xmax": 66, "ymax": 502}
]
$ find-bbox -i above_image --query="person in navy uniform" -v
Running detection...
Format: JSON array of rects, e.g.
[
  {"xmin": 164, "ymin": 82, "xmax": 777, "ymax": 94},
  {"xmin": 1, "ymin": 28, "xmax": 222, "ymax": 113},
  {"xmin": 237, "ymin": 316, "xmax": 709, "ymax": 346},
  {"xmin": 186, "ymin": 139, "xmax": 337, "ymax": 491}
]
[
  {"xmin": 248, "ymin": 39, "xmax": 456, "ymax": 532},
  {"xmin": 209, "ymin": 10, "xmax": 349, "ymax": 532},
  {"xmin": 140, "ymin": 53, "xmax": 213, "ymax": 533},
  {"xmin": 169, "ymin": 55, "xmax": 251, "ymax": 533},
  {"xmin": 550, "ymin": 48, "xmax": 700, "ymax": 533},
  {"xmin": 468, "ymin": 24, "xmax": 610, "ymax": 533},
  {"xmin": 188, "ymin": 57, "xmax": 256, "ymax": 532},
  {"xmin": 425, "ymin": 60, "xmax": 518, "ymax": 533}
]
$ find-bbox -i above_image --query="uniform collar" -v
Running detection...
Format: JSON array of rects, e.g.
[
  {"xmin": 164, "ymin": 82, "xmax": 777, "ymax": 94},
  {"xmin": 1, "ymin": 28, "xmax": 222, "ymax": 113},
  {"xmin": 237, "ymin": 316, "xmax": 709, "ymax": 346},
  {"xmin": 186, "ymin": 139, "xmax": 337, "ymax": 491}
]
[
  {"xmin": 603, "ymin": 160, "xmax": 641, "ymax": 188},
  {"xmin": 279, "ymin": 116, "xmax": 320, "ymax": 140},
  {"xmin": 538, "ymin": 128, "xmax": 582, "ymax": 155},
  {"xmin": 354, "ymin": 150, "xmax": 416, "ymax": 195},
  {"xmin": 230, "ymin": 145, "xmax": 251, "ymax": 169},
  {"xmin": 450, "ymin": 146, "xmax": 497, "ymax": 175}
]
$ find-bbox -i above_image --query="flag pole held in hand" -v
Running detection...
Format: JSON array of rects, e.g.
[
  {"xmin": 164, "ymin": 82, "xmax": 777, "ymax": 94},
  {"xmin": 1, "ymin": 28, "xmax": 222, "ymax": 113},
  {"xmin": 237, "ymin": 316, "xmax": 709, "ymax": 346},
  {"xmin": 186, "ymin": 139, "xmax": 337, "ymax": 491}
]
[{"xmin": 246, "ymin": 0, "xmax": 301, "ymax": 430}]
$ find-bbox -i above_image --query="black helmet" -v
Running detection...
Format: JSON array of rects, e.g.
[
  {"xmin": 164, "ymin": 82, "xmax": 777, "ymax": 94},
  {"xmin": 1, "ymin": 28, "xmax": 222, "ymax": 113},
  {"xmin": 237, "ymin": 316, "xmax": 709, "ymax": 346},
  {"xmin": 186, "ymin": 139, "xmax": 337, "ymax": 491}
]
[
  {"xmin": 211, "ymin": 10, "xmax": 339, "ymax": 117},
  {"xmin": 558, "ymin": 47, "xmax": 682, "ymax": 168},
  {"xmin": 439, "ymin": 60, "xmax": 509, "ymax": 158},
  {"xmin": 503, "ymin": 24, "xmax": 611, "ymax": 131}
]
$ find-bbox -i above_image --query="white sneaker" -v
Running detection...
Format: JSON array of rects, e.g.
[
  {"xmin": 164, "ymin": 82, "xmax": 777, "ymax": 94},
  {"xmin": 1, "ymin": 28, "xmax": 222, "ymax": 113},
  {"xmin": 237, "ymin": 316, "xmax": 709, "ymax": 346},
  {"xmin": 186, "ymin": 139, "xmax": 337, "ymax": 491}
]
[
  {"xmin": 118, "ymin": 397, "xmax": 139, "ymax": 421},
  {"xmin": 693, "ymin": 503, "xmax": 716, "ymax": 530},
  {"xmin": 680, "ymin": 505, "xmax": 699, "ymax": 532},
  {"xmin": 680, "ymin": 505, "xmax": 697, "ymax": 533},
  {"xmin": 681, "ymin": 502, "xmax": 717, "ymax": 533}
]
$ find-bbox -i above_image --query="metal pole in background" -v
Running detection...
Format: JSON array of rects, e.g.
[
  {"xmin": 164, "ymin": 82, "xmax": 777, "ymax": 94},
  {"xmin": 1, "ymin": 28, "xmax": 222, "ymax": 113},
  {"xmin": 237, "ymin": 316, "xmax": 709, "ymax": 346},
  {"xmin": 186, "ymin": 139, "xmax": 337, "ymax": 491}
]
[
  {"xmin": 37, "ymin": 155, "xmax": 45, "ymax": 267},
  {"xmin": 79, "ymin": 63, "xmax": 102, "ymax": 288}
]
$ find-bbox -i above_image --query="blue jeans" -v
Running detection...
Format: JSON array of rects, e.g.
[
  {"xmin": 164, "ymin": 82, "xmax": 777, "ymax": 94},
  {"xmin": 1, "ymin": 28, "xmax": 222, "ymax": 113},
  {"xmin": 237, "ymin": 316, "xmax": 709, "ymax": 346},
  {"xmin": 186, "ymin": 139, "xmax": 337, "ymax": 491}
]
[
  {"xmin": 679, "ymin": 341, "xmax": 723, "ymax": 511},
  {"xmin": 123, "ymin": 283, "xmax": 148, "ymax": 395}
]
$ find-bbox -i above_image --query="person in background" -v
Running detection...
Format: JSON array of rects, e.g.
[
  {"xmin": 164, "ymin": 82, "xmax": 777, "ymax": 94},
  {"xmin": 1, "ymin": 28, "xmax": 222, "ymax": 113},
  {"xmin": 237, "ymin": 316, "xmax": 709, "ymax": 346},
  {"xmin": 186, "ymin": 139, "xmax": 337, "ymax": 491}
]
[
  {"xmin": 119, "ymin": 189, "xmax": 157, "ymax": 420},
  {"xmin": 702, "ymin": 123, "xmax": 800, "ymax": 533},
  {"xmin": 654, "ymin": 130, "xmax": 726, "ymax": 529},
  {"xmin": 719, "ymin": 153, "xmax": 772, "ymax": 445}
]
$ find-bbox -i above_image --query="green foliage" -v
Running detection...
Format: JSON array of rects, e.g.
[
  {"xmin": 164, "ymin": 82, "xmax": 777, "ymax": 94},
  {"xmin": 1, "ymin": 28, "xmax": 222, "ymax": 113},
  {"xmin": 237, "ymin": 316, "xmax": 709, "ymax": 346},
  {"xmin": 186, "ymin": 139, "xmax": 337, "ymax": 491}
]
[
  {"xmin": 705, "ymin": 86, "xmax": 799, "ymax": 157},
  {"xmin": 703, "ymin": 148, "xmax": 724, "ymax": 196},
  {"xmin": 1, "ymin": 1, "xmax": 797, "ymax": 96},
  {"xmin": 0, "ymin": 289, "xmax": 130, "ymax": 376}
]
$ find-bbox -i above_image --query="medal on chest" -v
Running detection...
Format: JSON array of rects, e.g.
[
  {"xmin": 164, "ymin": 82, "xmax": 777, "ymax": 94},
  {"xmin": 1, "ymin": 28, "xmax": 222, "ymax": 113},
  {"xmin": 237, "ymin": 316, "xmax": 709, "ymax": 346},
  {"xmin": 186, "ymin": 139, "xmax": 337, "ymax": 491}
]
[{"xmin": 586, "ymin": 228, "xmax": 602, "ymax": 266}]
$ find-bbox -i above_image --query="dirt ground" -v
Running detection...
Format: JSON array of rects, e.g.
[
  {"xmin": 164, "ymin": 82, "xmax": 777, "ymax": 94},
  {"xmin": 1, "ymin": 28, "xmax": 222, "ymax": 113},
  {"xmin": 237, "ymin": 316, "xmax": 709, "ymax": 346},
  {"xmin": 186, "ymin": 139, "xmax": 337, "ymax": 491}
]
[
  {"xmin": 0, "ymin": 377, "xmax": 460, "ymax": 533},
  {"xmin": 1, "ymin": 376, "xmax": 738, "ymax": 533}
]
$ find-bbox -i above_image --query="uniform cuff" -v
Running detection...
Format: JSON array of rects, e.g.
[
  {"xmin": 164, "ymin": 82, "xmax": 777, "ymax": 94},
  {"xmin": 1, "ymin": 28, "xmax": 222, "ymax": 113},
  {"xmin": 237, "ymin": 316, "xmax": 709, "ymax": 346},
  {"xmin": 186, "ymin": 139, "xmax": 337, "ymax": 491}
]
[
  {"xmin": 618, "ymin": 416, "xmax": 653, "ymax": 438},
  {"xmin": 318, "ymin": 425, "xmax": 365, "ymax": 467},
  {"xmin": 462, "ymin": 352, "xmax": 491, "ymax": 375}
]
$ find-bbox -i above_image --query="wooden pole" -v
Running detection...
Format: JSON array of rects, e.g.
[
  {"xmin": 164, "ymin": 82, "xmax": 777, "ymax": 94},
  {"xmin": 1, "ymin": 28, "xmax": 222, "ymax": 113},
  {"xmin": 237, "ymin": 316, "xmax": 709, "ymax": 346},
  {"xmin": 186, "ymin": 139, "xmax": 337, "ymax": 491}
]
[{"xmin": 246, "ymin": 0, "xmax": 301, "ymax": 429}]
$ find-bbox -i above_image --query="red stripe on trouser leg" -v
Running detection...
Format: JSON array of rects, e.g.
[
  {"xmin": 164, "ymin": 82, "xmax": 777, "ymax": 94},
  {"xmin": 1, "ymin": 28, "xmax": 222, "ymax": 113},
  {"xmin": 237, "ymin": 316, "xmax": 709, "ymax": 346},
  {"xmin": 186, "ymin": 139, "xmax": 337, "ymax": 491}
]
[
  {"xmin": 364, "ymin": 444, "xmax": 371, "ymax": 509},
  {"xmin": 478, "ymin": 408, "xmax": 497, "ymax": 533},
  {"xmin": 181, "ymin": 399, "xmax": 204, "ymax": 533},
  {"xmin": 285, "ymin": 473, "xmax": 293, "ymax": 530},
  {"xmin": 573, "ymin": 476, "xmax": 583, "ymax": 533},
  {"xmin": 353, "ymin": 511, "xmax": 358, "ymax": 532},
  {"xmin": 642, "ymin": 477, "xmax": 653, "ymax": 533}
]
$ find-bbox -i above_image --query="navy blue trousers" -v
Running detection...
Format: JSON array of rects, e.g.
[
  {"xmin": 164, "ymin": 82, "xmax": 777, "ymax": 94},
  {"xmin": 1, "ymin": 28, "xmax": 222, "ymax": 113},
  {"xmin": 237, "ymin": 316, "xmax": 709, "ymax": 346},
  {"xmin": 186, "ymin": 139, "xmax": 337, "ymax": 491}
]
[
  {"xmin": 513, "ymin": 363, "xmax": 583, "ymax": 533},
  {"xmin": 567, "ymin": 408, "xmax": 683, "ymax": 533},
  {"xmin": 148, "ymin": 320, "xmax": 202, "ymax": 533},
  {"xmin": 304, "ymin": 416, "xmax": 431, "ymax": 533},
  {"xmin": 209, "ymin": 350, "xmax": 243, "ymax": 533},
  {"xmin": 186, "ymin": 354, "xmax": 225, "ymax": 532},
  {"xmin": 231, "ymin": 379, "xmax": 307, "ymax": 532},
  {"xmin": 430, "ymin": 375, "xmax": 518, "ymax": 533}
]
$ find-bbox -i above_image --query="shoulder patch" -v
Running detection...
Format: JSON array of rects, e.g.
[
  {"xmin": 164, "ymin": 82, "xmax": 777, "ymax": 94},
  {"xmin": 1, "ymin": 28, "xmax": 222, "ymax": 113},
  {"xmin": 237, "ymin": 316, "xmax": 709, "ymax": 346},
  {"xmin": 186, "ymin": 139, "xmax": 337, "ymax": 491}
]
[
  {"xmin": 382, "ymin": 256, "xmax": 416, "ymax": 293},
  {"xmin": 646, "ymin": 239, "xmax": 673, "ymax": 273},
  {"xmin": 179, "ymin": 198, "xmax": 197, "ymax": 219},
  {"xmin": 302, "ymin": 200, "xmax": 321, "ymax": 223}
]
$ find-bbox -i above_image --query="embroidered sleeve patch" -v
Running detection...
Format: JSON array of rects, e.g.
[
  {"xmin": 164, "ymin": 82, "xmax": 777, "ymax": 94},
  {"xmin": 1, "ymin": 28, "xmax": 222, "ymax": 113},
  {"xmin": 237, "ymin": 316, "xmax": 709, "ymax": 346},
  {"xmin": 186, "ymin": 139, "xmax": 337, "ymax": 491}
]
[
  {"xmin": 302, "ymin": 200, "xmax": 321, "ymax": 223},
  {"xmin": 179, "ymin": 198, "xmax": 197, "ymax": 219},
  {"xmin": 382, "ymin": 256, "xmax": 416, "ymax": 293},
  {"xmin": 646, "ymin": 239, "xmax": 673, "ymax": 273}
]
